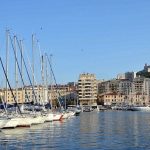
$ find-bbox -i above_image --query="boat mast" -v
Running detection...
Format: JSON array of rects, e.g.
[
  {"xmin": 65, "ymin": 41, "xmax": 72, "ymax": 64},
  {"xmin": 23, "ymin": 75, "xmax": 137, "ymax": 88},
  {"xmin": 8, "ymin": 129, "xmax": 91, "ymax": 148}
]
[
  {"xmin": 32, "ymin": 34, "xmax": 35, "ymax": 103},
  {"xmin": 45, "ymin": 53, "xmax": 48, "ymax": 105},
  {"xmin": 41, "ymin": 55, "xmax": 45, "ymax": 106},
  {"xmin": 37, "ymin": 40, "xmax": 42, "ymax": 105},
  {"xmin": 5, "ymin": 30, "xmax": 9, "ymax": 110},
  {"xmin": 65, "ymin": 87, "xmax": 66, "ymax": 110},
  {"xmin": 50, "ymin": 54, "xmax": 53, "ymax": 109},
  {"xmin": 46, "ymin": 53, "xmax": 62, "ymax": 108},
  {"xmin": 14, "ymin": 36, "xmax": 18, "ymax": 113},
  {"xmin": 20, "ymin": 40, "xmax": 24, "ymax": 104},
  {"xmin": 10, "ymin": 35, "xmax": 34, "ymax": 105}
]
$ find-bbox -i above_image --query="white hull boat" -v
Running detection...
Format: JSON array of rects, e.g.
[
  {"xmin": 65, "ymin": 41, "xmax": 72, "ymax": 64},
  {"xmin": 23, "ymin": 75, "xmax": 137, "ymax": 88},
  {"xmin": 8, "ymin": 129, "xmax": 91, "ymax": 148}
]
[
  {"xmin": 62, "ymin": 112, "xmax": 69, "ymax": 119},
  {"xmin": 0, "ymin": 118, "xmax": 9, "ymax": 129},
  {"xmin": 53, "ymin": 113, "xmax": 62, "ymax": 121},
  {"xmin": 30, "ymin": 115, "xmax": 45, "ymax": 125},
  {"xmin": 2, "ymin": 117, "xmax": 19, "ymax": 129},
  {"xmin": 67, "ymin": 111, "xmax": 75, "ymax": 118},
  {"xmin": 131, "ymin": 106, "xmax": 150, "ymax": 111},
  {"xmin": 45, "ymin": 113, "xmax": 53, "ymax": 122},
  {"xmin": 16, "ymin": 117, "xmax": 31, "ymax": 127}
]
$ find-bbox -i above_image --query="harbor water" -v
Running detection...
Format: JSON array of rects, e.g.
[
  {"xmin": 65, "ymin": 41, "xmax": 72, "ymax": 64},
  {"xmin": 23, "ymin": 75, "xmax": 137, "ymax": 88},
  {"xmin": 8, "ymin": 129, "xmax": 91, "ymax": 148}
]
[{"xmin": 0, "ymin": 111, "xmax": 150, "ymax": 150}]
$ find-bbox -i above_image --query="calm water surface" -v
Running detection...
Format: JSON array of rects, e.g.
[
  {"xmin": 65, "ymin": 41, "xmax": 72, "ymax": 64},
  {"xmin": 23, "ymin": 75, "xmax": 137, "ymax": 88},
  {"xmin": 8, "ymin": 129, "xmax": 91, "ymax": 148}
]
[{"xmin": 0, "ymin": 111, "xmax": 150, "ymax": 150}]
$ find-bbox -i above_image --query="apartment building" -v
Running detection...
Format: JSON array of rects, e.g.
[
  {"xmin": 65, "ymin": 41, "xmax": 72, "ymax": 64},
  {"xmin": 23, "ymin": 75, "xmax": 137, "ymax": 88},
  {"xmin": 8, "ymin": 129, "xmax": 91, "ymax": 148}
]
[
  {"xmin": 4, "ymin": 88, "xmax": 24, "ymax": 104},
  {"xmin": 98, "ymin": 79, "xmax": 132, "ymax": 95},
  {"xmin": 98, "ymin": 92, "xmax": 150, "ymax": 106},
  {"xmin": 98, "ymin": 92, "xmax": 126, "ymax": 106},
  {"xmin": 2, "ymin": 83, "xmax": 78, "ymax": 106},
  {"xmin": 78, "ymin": 73, "xmax": 97, "ymax": 106}
]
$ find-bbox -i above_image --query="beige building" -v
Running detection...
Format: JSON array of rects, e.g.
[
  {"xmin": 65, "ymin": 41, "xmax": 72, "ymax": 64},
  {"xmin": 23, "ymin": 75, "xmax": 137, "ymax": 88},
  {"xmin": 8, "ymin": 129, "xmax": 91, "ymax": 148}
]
[
  {"xmin": 129, "ymin": 93, "xmax": 150, "ymax": 106},
  {"xmin": 98, "ymin": 92, "xmax": 126, "ymax": 106},
  {"xmin": 98, "ymin": 92, "xmax": 150, "ymax": 106},
  {"xmin": 24, "ymin": 85, "xmax": 48, "ymax": 104},
  {"xmin": 4, "ymin": 88, "xmax": 24, "ymax": 104},
  {"xmin": 2, "ymin": 83, "xmax": 77, "ymax": 106},
  {"xmin": 3, "ymin": 86, "xmax": 48, "ymax": 105},
  {"xmin": 78, "ymin": 73, "xmax": 97, "ymax": 106}
]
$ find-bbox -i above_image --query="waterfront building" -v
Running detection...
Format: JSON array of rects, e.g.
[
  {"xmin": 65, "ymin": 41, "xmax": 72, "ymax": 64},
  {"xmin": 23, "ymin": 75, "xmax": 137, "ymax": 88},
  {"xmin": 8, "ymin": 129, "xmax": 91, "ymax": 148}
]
[
  {"xmin": 128, "ymin": 93, "xmax": 150, "ymax": 106},
  {"xmin": 78, "ymin": 73, "xmax": 97, "ymax": 106},
  {"xmin": 98, "ymin": 76, "xmax": 150, "ymax": 106},
  {"xmin": 98, "ymin": 92, "xmax": 150, "ymax": 106},
  {"xmin": 48, "ymin": 84, "xmax": 76, "ymax": 106},
  {"xmin": 24, "ymin": 85, "xmax": 48, "ymax": 104},
  {"xmin": 4, "ymin": 88, "xmax": 24, "ymax": 104},
  {"xmin": 2, "ymin": 82, "xmax": 77, "ymax": 106},
  {"xmin": 98, "ymin": 92, "xmax": 126, "ymax": 106}
]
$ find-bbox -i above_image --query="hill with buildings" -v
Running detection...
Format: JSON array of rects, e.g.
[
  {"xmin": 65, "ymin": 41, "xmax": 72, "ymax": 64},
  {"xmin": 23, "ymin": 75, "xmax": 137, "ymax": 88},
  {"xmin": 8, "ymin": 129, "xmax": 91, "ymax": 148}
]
[
  {"xmin": 136, "ymin": 64, "xmax": 150, "ymax": 78},
  {"xmin": 136, "ymin": 71, "xmax": 150, "ymax": 78}
]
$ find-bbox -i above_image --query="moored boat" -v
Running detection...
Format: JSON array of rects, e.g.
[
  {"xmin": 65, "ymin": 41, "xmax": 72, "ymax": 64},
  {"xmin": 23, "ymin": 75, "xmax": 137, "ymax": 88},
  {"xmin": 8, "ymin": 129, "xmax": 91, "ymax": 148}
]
[
  {"xmin": 53, "ymin": 113, "xmax": 63, "ymax": 121},
  {"xmin": 45, "ymin": 113, "xmax": 53, "ymax": 122},
  {"xmin": 2, "ymin": 117, "xmax": 19, "ymax": 129},
  {"xmin": 130, "ymin": 106, "xmax": 150, "ymax": 111}
]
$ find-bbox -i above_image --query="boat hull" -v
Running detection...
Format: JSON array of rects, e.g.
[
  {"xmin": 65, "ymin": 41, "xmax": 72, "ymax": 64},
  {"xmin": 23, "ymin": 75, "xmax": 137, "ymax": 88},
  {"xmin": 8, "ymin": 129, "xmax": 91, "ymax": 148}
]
[
  {"xmin": 53, "ymin": 114, "xmax": 62, "ymax": 121},
  {"xmin": 0, "ymin": 118, "xmax": 9, "ymax": 129},
  {"xmin": 2, "ymin": 117, "xmax": 19, "ymax": 129},
  {"xmin": 16, "ymin": 117, "xmax": 31, "ymax": 127},
  {"xmin": 131, "ymin": 106, "xmax": 150, "ymax": 111},
  {"xmin": 45, "ymin": 113, "xmax": 53, "ymax": 122}
]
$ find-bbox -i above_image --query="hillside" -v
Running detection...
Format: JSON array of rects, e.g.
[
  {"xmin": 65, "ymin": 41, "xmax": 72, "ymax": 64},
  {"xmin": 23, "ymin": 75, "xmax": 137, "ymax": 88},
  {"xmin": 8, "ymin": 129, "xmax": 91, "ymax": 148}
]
[{"xmin": 136, "ymin": 70, "xmax": 150, "ymax": 78}]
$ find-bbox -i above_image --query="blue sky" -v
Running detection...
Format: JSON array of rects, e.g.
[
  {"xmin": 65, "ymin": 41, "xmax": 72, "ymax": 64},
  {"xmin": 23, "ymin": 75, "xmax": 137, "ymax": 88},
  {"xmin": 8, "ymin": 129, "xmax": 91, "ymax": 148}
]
[{"xmin": 0, "ymin": 0, "xmax": 150, "ymax": 85}]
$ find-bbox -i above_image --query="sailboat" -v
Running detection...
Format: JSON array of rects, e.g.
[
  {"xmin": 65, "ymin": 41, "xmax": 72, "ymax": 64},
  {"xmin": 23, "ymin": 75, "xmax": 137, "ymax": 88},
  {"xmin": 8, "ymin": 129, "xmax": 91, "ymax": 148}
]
[{"xmin": 45, "ymin": 53, "xmax": 63, "ymax": 121}]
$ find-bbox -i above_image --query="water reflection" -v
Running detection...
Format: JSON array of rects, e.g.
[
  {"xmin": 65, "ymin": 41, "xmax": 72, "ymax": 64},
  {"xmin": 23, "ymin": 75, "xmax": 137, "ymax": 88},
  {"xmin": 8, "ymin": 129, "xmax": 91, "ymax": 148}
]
[{"xmin": 79, "ymin": 112, "xmax": 100, "ymax": 149}]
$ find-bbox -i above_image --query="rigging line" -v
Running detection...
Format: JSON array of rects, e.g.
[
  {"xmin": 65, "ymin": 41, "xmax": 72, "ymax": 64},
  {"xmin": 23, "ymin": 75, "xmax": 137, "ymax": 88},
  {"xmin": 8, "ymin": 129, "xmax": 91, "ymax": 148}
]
[
  {"xmin": 22, "ymin": 42, "xmax": 41, "ymax": 104},
  {"xmin": 45, "ymin": 53, "xmax": 62, "ymax": 107},
  {"xmin": 16, "ymin": 36, "xmax": 38, "ymax": 104},
  {"xmin": 9, "ymin": 34, "xmax": 31, "ymax": 105},
  {"xmin": 0, "ymin": 57, "xmax": 22, "ymax": 115},
  {"xmin": 21, "ymin": 40, "xmax": 38, "ymax": 87}
]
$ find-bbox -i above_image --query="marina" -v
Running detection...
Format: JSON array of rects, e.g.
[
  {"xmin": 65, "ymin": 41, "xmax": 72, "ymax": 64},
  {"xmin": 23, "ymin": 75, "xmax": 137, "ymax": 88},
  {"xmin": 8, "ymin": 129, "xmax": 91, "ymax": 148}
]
[
  {"xmin": 0, "ymin": 111, "xmax": 150, "ymax": 150},
  {"xmin": 0, "ymin": 1, "xmax": 150, "ymax": 149}
]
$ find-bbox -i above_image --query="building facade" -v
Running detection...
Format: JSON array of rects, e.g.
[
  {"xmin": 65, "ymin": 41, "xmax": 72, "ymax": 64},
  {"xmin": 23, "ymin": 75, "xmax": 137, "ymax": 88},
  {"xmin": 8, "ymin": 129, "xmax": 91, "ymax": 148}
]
[{"xmin": 78, "ymin": 73, "xmax": 97, "ymax": 106}]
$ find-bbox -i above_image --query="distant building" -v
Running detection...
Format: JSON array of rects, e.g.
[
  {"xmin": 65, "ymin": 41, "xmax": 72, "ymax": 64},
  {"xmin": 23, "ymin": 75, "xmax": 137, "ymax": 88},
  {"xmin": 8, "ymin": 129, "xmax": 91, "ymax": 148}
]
[
  {"xmin": 117, "ymin": 74, "xmax": 125, "ymax": 80},
  {"xmin": 98, "ymin": 92, "xmax": 126, "ymax": 106},
  {"xmin": 144, "ymin": 63, "xmax": 150, "ymax": 72},
  {"xmin": 98, "ymin": 92, "xmax": 150, "ymax": 106},
  {"xmin": 117, "ymin": 72, "xmax": 136, "ymax": 81},
  {"xmin": 78, "ymin": 73, "xmax": 97, "ymax": 106},
  {"xmin": 24, "ymin": 85, "xmax": 48, "ymax": 104},
  {"xmin": 98, "ymin": 79, "xmax": 132, "ymax": 95},
  {"xmin": 4, "ymin": 88, "xmax": 24, "ymax": 104},
  {"xmin": 2, "ymin": 83, "xmax": 77, "ymax": 106},
  {"xmin": 98, "ymin": 79, "xmax": 119, "ymax": 94},
  {"xmin": 125, "ymin": 72, "xmax": 136, "ymax": 81},
  {"xmin": 133, "ymin": 77, "xmax": 150, "ymax": 95}
]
